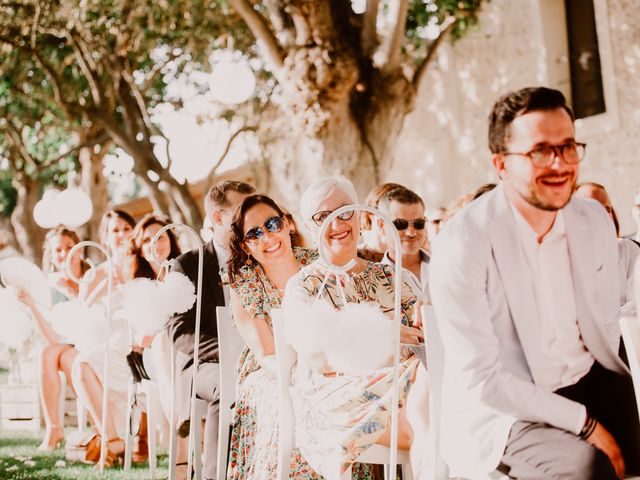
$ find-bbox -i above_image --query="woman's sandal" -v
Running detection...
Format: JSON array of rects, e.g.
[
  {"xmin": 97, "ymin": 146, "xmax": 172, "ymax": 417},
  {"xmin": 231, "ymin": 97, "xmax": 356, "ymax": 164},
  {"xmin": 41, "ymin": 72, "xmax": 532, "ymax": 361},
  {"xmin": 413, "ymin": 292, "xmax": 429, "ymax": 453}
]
[
  {"xmin": 37, "ymin": 424, "xmax": 64, "ymax": 451},
  {"xmin": 100, "ymin": 437, "xmax": 125, "ymax": 468}
]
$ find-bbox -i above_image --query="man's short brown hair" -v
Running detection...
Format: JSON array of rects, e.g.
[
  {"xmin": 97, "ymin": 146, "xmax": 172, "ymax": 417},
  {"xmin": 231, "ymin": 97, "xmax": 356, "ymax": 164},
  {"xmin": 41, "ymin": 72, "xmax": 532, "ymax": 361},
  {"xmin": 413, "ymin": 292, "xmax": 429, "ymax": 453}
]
[
  {"xmin": 378, "ymin": 187, "xmax": 425, "ymax": 213},
  {"xmin": 204, "ymin": 180, "xmax": 255, "ymax": 217}
]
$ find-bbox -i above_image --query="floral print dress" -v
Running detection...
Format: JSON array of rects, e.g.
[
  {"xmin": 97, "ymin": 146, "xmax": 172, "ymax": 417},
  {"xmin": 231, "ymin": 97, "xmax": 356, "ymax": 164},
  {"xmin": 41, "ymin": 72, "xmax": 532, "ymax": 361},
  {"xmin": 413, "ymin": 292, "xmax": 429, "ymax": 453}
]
[
  {"xmin": 283, "ymin": 261, "xmax": 420, "ymax": 479},
  {"xmin": 226, "ymin": 248, "xmax": 373, "ymax": 480}
]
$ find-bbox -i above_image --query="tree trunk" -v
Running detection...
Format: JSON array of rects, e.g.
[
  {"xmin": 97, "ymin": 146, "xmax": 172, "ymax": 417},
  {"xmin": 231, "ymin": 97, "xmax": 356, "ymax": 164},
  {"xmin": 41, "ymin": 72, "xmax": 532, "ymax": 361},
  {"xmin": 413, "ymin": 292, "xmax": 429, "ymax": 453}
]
[
  {"xmin": 10, "ymin": 175, "xmax": 44, "ymax": 265},
  {"xmin": 256, "ymin": 2, "xmax": 417, "ymax": 200},
  {"xmin": 78, "ymin": 132, "xmax": 110, "ymax": 242}
]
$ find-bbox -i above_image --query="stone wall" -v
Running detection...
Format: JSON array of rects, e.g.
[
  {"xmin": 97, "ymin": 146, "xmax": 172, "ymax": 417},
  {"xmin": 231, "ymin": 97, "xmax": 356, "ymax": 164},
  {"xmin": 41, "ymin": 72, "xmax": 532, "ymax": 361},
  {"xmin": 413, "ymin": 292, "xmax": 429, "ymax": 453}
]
[{"xmin": 392, "ymin": 0, "xmax": 640, "ymax": 234}]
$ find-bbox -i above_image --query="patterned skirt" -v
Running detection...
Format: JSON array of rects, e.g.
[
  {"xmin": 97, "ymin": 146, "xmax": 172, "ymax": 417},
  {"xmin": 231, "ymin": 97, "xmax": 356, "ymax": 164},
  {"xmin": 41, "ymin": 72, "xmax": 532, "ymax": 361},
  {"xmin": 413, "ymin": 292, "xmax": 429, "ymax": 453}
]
[{"xmin": 226, "ymin": 367, "xmax": 374, "ymax": 480}]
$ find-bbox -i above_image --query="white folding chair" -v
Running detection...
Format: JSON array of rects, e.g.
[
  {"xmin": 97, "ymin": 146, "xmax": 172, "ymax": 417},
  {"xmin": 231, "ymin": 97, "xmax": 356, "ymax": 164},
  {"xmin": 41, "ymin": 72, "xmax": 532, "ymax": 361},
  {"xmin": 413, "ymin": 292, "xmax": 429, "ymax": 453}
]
[
  {"xmin": 124, "ymin": 380, "xmax": 159, "ymax": 479},
  {"xmin": 272, "ymin": 309, "xmax": 413, "ymax": 480},
  {"xmin": 216, "ymin": 306, "xmax": 245, "ymax": 480}
]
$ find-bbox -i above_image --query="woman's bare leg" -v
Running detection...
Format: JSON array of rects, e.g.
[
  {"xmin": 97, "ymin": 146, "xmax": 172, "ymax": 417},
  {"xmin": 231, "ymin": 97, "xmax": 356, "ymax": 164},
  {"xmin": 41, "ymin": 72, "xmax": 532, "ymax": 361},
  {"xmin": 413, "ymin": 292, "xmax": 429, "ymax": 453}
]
[
  {"xmin": 71, "ymin": 361, "xmax": 120, "ymax": 443},
  {"xmin": 38, "ymin": 344, "xmax": 72, "ymax": 449},
  {"xmin": 59, "ymin": 348, "xmax": 79, "ymax": 396}
]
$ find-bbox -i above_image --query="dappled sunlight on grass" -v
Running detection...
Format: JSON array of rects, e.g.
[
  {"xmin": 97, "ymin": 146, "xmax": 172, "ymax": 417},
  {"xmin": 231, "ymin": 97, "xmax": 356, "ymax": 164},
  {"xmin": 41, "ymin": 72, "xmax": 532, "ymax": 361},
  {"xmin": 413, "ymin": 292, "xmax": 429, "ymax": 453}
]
[{"xmin": 0, "ymin": 431, "xmax": 168, "ymax": 479}]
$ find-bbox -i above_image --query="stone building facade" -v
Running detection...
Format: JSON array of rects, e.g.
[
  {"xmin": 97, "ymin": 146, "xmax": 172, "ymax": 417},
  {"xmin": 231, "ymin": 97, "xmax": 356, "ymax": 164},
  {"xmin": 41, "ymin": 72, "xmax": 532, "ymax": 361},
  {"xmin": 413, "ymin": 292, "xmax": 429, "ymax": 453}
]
[{"xmin": 393, "ymin": 0, "xmax": 640, "ymax": 234}]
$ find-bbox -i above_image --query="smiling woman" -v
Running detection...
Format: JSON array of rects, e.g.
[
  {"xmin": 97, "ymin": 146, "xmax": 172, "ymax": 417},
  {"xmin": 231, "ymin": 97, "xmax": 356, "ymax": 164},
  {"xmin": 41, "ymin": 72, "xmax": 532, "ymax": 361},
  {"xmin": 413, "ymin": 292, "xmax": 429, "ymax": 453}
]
[{"xmin": 223, "ymin": 194, "xmax": 326, "ymax": 479}]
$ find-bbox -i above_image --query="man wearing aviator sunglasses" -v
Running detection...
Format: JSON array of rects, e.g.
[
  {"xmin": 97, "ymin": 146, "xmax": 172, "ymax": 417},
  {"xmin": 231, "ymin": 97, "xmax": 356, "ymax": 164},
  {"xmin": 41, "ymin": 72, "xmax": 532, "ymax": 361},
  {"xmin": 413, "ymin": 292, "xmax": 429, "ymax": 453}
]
[{"xmin": 377, "ymin": 187, "xmax": 430, "ymax": 302}]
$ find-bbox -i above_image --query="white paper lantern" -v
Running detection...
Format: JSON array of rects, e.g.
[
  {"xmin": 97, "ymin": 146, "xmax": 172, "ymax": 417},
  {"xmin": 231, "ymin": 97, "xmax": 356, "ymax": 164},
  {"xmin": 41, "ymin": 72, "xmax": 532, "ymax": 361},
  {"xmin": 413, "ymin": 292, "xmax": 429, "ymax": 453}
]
[
  {"xmin": 209, "ymin": 59, "xmax": 256, "ymax": 105},
  {"xmin": 56, "ymin": 188, "xmax": 93, "ymax": 228},
  {"xmin": 33, "ymin": 189, "xmax": 60, "ymax": 229}
]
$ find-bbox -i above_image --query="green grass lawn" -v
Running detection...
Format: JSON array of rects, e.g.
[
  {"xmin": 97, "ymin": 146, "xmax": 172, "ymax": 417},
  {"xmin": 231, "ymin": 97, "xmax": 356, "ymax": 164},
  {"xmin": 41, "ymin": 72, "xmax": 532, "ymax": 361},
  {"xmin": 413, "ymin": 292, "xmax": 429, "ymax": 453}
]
[{"xmin": 0, "ymin": 431, "xmax": 169, "ymax": 479}]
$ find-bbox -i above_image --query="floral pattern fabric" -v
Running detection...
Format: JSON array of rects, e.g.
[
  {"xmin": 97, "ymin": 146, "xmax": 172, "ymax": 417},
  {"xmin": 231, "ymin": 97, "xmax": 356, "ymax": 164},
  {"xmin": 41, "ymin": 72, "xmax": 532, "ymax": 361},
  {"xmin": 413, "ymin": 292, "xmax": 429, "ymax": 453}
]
[
  {"xmin": 226, "ymin": 248, "xmax": 372, "ymax": 479},
  {"xmin": 285, "ymin": 261, "xmax": 420, "ymax": 478}
]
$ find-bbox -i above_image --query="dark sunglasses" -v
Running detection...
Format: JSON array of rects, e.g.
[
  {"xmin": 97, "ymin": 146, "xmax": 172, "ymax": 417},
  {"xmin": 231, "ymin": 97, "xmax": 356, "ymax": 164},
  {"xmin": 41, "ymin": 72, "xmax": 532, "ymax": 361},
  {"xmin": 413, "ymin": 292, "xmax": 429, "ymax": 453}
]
[
  {"xmin": 244, "ymin": 216, "xmax": 285, "ymax": 244},
  {"xmin": 311, "ymin": 209, "xmax": 355, "ymax": 226},
  {"xmin": 392, "ymin": 218, "xmax": 426, "ymax": 231}
]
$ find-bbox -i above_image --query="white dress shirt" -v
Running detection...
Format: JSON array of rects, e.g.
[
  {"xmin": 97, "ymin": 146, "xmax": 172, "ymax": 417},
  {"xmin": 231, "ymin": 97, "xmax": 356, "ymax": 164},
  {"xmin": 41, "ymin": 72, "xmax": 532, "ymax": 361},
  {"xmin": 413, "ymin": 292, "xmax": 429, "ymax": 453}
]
[
  {"xmin": 511, "ymin": 206, "xmax": 595, "ymax": 393},
  {"xmin": 212, "ymin": 239, "xmax": 231, "ymax": 306}
]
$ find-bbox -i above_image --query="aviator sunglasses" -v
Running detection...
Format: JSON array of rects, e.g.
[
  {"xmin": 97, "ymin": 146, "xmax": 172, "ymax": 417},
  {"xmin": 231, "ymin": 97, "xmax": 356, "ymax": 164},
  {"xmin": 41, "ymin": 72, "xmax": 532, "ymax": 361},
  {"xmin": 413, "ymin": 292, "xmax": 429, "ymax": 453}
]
[
  {"xmin": 244, "ymin": 216, "xmax": 285, "ymax": 244},
  {"xmin": 392, "ymin": 218, "xmax": 426, "ymax": 231}
]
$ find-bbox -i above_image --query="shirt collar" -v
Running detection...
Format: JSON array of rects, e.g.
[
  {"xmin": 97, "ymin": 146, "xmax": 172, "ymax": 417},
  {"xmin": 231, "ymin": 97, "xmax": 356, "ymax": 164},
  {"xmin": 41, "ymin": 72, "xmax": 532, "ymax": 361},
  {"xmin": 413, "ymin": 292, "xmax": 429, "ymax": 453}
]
[{"xmin": 509, "ymin": 202, "xmax": 566, "ymax": 245}]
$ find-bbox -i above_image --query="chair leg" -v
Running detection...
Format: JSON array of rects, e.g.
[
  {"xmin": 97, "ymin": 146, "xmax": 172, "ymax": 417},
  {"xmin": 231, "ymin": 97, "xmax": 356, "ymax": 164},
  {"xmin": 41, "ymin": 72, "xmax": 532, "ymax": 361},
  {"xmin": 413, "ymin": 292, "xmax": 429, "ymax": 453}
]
[
  {"xmin": 217, "ymin": 405, "xmax": 230, "ymax": 480},
  {"xmin": 193, "ymin": 416, "xmax": 203, "ymax": 480},
  {"xmin": 76, "ymin": 399, "xmax": 86, "ymax": 433},
  {"xmin": 123, "ymin": 382, "xmax": 135, "ymax": 473},
  {"xmin": 167, "ymin": 416, "xmax": 178, "ymax": 480},
  {"xmin": 58, "ymin": 372, "xmax": 66, "ymax": 428},
  {"xmin": 147, "ymin": 391, "xmax": 157, "ymax": 480}
]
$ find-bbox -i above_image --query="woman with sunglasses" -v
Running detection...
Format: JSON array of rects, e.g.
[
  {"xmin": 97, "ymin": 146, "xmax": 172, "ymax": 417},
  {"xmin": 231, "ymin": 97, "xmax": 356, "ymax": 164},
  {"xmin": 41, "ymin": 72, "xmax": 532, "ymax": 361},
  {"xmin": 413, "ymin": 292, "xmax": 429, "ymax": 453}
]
[
  {"xmin": 282, "ymin": 177, "xmax": 429, "ymax": 479},
  {"xmin": 225, "ymin": 194, "xmax": 330, "ymax": 479}
]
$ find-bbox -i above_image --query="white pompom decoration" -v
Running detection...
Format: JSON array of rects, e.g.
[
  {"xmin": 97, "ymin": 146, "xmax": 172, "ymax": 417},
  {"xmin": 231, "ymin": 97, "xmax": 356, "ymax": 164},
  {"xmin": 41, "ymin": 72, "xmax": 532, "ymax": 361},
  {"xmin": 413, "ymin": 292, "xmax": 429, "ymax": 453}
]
[
  {"xmin": 0, "ymin": 257, "xmax": 51, "ymax": 309},
  {"xmin": 282, "ymin": 299, "xmax": 395, "ymax": 375},
  {"xmin": 0, "ymin": 288, "xmax": 34, "ymax": 349},
  {"xmin": 118, "ymin": 272, "xmax": 196, "ymax": 336},
  {"xmin": 323, "ymin": 302, "xmax": 394, "ymax": 375},
  {"xmin": 161, "ymin": 272, "xmax": 198, "ymax": 315},
  {"xmin": 50, "ymin": 301, "xmax": 109, "ymax": 352}
]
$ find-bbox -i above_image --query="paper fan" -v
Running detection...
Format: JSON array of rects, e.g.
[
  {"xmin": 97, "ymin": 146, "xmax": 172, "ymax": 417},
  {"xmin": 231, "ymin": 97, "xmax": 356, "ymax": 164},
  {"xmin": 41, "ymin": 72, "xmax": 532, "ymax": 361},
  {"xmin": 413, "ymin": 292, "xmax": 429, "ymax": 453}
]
[
  {"xmin": 0, "ymin": 287, "xmax": 35, "ymax": 349},
  {"xmin": 0, "ymin": 257, "xmax": 51, "ymax": 309}
]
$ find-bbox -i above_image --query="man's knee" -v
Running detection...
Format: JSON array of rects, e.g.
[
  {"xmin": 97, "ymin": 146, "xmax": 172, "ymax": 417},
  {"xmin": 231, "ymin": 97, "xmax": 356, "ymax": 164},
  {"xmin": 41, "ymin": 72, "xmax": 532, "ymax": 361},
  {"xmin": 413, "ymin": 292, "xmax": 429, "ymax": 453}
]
[{"xmin": 569, "ymin": 443, "xmax": 617, "ymax": 480}]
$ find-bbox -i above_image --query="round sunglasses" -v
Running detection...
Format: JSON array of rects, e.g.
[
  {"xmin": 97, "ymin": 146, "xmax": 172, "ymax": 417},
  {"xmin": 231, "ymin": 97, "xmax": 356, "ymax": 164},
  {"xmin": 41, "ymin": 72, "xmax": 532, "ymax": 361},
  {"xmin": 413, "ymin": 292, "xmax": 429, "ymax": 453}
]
[
  {"xmin": 311, "ymin": 209, "xmax": 355, "ymax": 226},
  {"xmin": 392, "ymin": 218, "xmax": 426, "ymax": 231},
  {"xmin": 244, "ymin": 216, "xmax": 285, "ymax": 244}
]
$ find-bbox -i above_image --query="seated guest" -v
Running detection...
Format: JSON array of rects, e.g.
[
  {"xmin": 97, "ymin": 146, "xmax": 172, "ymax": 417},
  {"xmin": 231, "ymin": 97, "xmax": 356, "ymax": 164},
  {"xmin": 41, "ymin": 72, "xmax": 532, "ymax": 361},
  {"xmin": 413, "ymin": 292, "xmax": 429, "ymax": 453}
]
[
  {"xmin": 377, "ymin": 187, "xmax": 430, "ymax": 302},
  {"xmin": 574, "ymin": 182, "xmax": 639, "ymax": 318},
  {"xmin": 283, "ymin": 177, "xmax": 429, "ymax": 479},
  {"xmin": 72, "ymin": 209, "xmax": 136, "ymax": 467},
  {"xmin": 225, "ymin": 194, "xmax": 325, "ymax": 479},
  {"xmin": 167, "ymin": 180, "xmax": 254, "ymax": 480},
  {"xmin": 430, "ymin": 86, "xmax": 640, "ymax": 479},
  {"xmin": 17, "ymin": 227, "xmax": 88, "ymax": 450},
  {"xmin": 127, "ymin": 213, "xmax": 189, "ymax": 475},
  {"xmin": 359, "ymin": 182, "xmax": 404, "ymax": 262},
  {"xmin": 425, "ymin": 206, "xmax": 446, "ymax": 251}
]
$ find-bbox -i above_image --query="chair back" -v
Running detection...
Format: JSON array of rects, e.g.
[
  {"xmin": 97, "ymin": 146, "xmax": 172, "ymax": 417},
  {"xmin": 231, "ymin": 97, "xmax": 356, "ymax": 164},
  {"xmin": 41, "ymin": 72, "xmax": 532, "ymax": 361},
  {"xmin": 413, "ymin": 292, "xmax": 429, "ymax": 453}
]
[
  {"xmin": 272, "ymin": 308, "xmax": 296, "ymax": 480},
  {"xmin": 621, "ymin": 316, "xmax": 640, "ymax": 421},
  {"xmin": 216, "ymin": 306, "xmax": 245, "ymax": 479}
]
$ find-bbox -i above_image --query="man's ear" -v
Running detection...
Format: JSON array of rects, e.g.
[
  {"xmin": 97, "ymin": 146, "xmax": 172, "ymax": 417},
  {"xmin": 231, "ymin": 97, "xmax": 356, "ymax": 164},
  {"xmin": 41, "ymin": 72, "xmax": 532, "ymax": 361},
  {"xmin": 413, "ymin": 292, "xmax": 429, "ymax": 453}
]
[
  {"xmin": 377, "ymin": 217, "xmax": 386, "ymax": 233},
  {"xmin": 211, "ymin": 209, "xmax": 223, "ymax": 227},
  {"xmin": 492, "ymin": 153, "xmax": 506, "ymax": 180}
]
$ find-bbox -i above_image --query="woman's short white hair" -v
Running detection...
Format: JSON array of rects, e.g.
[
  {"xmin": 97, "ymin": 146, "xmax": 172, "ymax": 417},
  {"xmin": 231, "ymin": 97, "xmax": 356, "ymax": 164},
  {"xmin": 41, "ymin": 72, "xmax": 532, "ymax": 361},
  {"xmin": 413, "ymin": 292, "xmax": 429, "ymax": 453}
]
[{"xmin": 300, "ymin": 176, "xmax": 359, "ymax": 221}]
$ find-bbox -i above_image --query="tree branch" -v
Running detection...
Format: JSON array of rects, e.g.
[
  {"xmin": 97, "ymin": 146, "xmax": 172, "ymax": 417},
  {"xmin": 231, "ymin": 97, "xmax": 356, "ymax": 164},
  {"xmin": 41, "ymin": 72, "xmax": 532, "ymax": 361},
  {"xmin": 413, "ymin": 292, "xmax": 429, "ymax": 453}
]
[
  {"xmin": 67, "ymin": 30, "xmax": 102, "ymax": 107},
  {"xmin": 412, "ymin": 15, "xmax": 457, "ymax": 88},
  {"xmin": 4, "ymin": 123, "xmax": 38, "ymax": 171},
  {"xmin": 383, "ymin": 0, "xmax": 409, "ymax": 72},
  {"xmin": 206, "ymin": 125, "xmax": 257, "ymax": 183},
  {"xmin": 228, "ymin": 0, "xmax": 284, "ymax": 71},
  {"xmin": 30, "ymin": 0, "xmax": 41, "ymax": 49},
  {"xmin": 37, "ymin": 132, "xmax": 111, "ymax": 171},
  {"xmin": 361, "ymin": 0, "xmax": 380, "ymax": 58}
]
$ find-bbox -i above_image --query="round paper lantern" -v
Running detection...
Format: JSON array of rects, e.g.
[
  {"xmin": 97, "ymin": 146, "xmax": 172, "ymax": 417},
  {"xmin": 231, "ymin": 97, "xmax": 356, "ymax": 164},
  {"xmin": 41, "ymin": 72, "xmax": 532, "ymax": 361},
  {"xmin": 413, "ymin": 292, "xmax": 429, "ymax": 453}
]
[
  {"xmin": 56, "ymin": 188, "xmax": 93, "ymax": 228},
  {"xmin": 209, "ymin": 59, "xmax": 256, "ymax": 105},
  {"xmin": 33, "ymin": 189, "xmax": 60, "ymax": 229}
]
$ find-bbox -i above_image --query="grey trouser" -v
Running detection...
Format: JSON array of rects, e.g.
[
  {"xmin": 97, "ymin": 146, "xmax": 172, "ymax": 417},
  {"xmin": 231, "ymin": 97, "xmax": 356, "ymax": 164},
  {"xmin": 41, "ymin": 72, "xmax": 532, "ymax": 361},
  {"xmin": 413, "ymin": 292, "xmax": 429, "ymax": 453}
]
[{"xmin": 500, "ymin": 362, "xmax": 640, "ymax": 480}]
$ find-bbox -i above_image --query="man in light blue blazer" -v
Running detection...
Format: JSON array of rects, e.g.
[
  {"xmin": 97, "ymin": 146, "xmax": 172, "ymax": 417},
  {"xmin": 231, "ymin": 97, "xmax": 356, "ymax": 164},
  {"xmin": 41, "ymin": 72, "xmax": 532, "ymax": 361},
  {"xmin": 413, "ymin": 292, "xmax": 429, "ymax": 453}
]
[{"xmin": 430, "ymin": 87, "xmax": 640, "ymax": 480}]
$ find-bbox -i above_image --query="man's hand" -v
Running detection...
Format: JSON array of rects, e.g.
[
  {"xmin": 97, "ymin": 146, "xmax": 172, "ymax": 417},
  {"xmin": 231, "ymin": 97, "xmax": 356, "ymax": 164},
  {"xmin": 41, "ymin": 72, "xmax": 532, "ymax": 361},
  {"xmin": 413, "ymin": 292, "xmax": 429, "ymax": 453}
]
[{"xmin": 586, "ymin": 421, "xmax": 625, "ymax": 479}]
